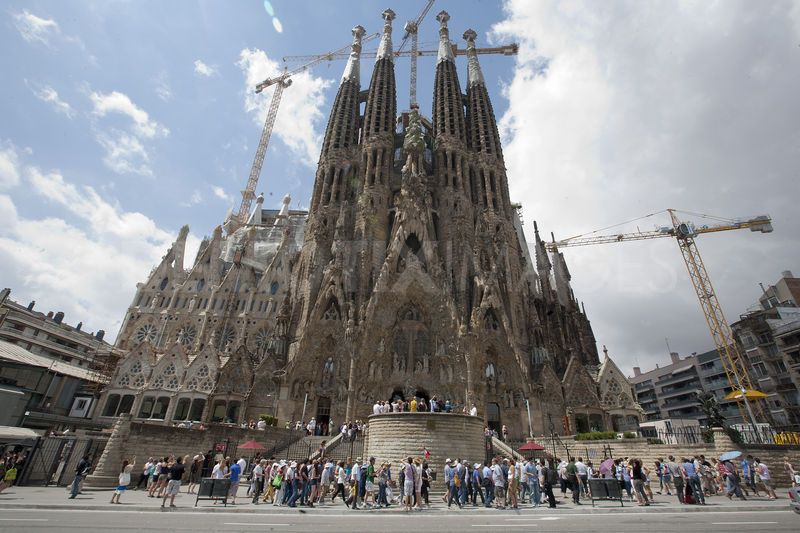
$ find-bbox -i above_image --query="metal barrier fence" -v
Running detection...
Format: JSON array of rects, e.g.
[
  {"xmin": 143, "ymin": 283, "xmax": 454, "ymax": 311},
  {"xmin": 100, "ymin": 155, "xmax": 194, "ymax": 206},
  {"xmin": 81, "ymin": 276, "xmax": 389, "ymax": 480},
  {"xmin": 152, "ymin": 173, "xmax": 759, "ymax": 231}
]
[{"xmin": 639, "ymin": 426, "xmax": 705, "ymax": 445}]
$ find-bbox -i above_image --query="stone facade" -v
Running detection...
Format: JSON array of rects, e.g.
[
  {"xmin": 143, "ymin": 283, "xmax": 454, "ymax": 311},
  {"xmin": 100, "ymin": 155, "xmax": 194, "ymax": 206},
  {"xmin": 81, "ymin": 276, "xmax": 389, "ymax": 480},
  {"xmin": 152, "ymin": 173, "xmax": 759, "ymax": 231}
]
[{"xmin": 96, "ymin": 8, "xmax": 642, "ymax": 440}]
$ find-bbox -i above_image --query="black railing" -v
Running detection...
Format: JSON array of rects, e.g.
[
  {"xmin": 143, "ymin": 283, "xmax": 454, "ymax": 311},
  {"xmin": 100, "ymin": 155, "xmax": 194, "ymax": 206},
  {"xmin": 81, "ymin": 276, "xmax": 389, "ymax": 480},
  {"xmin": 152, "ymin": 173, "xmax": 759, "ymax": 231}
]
[{"xmin": 639, "ymin": 425, "xmax": 704, "ymax": 445}]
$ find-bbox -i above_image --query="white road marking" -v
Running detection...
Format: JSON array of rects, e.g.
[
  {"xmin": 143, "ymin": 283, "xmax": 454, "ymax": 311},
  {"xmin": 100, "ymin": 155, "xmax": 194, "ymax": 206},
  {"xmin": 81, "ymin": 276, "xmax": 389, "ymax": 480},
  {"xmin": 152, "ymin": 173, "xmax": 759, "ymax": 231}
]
[
  {"xmin": 224, "ymin": 523, "xmax": 289, "ymax": 526},
  {"xmin": 506, "ymin": 517, "xmax": 561, "ymax": 521},
  {"xmin": 0, "ymin": 518, "xmax": 49, "ymax": 521},
  {"xmin": 712, "ymin": 522, "xmax": 778, "ymax": 525},
  {"xmin": 472, "ymin": 526, "xmax": 536, "ymax": 528}
]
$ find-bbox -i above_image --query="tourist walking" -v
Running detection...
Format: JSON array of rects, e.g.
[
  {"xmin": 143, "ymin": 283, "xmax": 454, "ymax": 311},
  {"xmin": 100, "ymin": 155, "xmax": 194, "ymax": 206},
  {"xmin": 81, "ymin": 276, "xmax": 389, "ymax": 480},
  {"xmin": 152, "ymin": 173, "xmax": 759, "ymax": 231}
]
[
  {"xmin": 135, "ymin": 458, "xmax": 152, "ymax": 490},
  {"xmin": 541, "ymin": 459, "xmax": 557, "ymax": 508},
  {"xmin": 161, "ymin": 456, "xmax": 185, "ymax": 508},
  {"xmin": 403, "ymin": 457, "xmax": 415, "ymax": 512},
  {"xmin": 110, "ymin": 457, "xmax": 136, "ymax": 504},
  {"xmin": 755, "ymin": 457, "xmax": 778, "ymax": 499},
  {"xmin": 68, "ymin": 454, "xmax": 91, "ymax": 499},
  {"xmin": 665, "ymin": 456, "xmax": 685, "ymax": 503},
  {"xmin": 682, "ymin": 457, "xmax": 705, "ymax": 505},
  {"xmin": 631, "ymin": 459, "xmax": 650, "ymax": 506}
]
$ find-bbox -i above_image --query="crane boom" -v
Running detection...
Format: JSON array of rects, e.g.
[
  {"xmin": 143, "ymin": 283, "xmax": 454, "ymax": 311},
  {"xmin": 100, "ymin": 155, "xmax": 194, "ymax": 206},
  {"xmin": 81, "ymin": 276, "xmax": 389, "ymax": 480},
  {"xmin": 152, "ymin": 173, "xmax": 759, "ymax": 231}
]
[
  {"xmin": 546, "ymin": 209, "xmax": 773, "ymax": 432},
  {"xmin": 282, "ymin": 43, "xmax": 519, "ymax": 63}
]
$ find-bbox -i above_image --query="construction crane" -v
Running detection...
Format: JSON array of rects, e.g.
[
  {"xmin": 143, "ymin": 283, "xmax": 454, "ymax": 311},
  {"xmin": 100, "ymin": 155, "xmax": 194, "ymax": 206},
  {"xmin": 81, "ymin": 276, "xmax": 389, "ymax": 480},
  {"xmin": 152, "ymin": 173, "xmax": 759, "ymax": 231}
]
[
  {"xmin": 227, "ymin": 32, "xmax": 380, "ymax": 230},
  {"xmin": 397, "ymin": 0, "xmax": 437, "ymax": 108},
  {"xmin": 283, "ymin": 42, "xmax": 519, "ymax": 64},
  {"xmin": 546, "ymin": 209, "xmax": 774, "ymax": 433}
]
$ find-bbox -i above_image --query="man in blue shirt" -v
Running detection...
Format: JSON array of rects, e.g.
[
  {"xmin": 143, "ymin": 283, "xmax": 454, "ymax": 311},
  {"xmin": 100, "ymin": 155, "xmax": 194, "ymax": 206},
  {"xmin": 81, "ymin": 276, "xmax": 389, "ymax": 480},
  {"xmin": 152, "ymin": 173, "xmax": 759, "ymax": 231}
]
[
  {"xmin": 228, "ymin": 460, "xmax": 241, "ymax": 505},
  {"xmin": 681, "ymin": 457, "xmax": 704, "ymax": 504}
]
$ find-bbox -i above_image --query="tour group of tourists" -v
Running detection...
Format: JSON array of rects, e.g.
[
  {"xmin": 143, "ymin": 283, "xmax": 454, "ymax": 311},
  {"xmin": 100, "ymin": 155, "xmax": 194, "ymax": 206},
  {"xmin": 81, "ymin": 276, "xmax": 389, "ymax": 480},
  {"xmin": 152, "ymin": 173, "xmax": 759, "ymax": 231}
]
[{"xmin": 66, "ymin": 446, "xmax": 797, "ymax": 510}]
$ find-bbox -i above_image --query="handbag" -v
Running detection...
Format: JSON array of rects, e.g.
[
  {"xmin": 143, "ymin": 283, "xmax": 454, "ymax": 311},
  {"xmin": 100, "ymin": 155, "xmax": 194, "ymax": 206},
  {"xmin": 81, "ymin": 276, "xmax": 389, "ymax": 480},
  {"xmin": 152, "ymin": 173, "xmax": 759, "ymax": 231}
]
[{"xmin": 272, "ymin": 474, "xmax": 283, "ymax": 487}]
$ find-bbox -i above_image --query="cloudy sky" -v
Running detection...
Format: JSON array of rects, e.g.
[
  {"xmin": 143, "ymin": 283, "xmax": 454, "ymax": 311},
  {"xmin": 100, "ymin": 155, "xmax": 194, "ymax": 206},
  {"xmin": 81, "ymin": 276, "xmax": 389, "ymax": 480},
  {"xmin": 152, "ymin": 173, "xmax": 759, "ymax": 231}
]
[{"xmin": 1, "ymin": 1, "xmax": 798, "ymax": 376}]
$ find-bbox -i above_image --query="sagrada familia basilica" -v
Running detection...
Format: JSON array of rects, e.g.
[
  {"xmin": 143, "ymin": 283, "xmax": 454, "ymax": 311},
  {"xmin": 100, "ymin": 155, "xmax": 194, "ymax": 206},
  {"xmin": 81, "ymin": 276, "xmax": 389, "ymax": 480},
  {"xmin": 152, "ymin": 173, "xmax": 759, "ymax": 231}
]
[{"xmin": 97, "ymin": 9, "xmax": 641, "ymax": 438}]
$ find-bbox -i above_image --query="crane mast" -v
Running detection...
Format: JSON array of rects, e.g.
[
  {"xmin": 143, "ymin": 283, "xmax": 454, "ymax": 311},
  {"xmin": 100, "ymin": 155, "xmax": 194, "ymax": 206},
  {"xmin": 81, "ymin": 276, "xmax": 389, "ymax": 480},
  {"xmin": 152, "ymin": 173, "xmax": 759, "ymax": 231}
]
[
  {"xmin": 548, "ymin": 210, "xmax": 773, "ymax": 432},
  {"xmin": 398, "ymin": 0, "xmax": 436, "ymax": 109},
  {"xmin": 227, "ymin": 32, "xmax": 380, "ymax": 232}
]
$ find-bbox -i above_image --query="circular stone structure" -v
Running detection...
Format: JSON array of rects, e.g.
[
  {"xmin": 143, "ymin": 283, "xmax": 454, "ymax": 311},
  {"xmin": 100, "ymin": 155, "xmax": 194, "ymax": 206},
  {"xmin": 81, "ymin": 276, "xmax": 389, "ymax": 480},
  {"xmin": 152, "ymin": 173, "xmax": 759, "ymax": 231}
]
[{"xmin": 365, "ymin": 413, "xmax": 485, "ymax": 477}]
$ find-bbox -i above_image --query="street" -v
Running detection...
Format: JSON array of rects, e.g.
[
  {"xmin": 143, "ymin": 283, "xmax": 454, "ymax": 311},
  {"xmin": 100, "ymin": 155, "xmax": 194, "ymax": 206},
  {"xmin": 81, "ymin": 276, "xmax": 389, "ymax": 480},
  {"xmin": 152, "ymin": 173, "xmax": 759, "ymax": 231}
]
[{"xmin": 0, "ymin": 507, "xmax": 796, "ymax": 532}]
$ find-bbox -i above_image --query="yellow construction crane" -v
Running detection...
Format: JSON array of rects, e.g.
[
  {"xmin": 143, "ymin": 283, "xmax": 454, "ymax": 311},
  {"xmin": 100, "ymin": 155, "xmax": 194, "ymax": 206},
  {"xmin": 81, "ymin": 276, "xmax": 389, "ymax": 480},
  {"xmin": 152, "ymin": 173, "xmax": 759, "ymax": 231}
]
[
  {"xmin": 225, "ymin": 31, "xmax": 380, "ymax": 231},
  {"xmin": 546, "ymin": 209, "xmax": 774, "ymax": 431}
]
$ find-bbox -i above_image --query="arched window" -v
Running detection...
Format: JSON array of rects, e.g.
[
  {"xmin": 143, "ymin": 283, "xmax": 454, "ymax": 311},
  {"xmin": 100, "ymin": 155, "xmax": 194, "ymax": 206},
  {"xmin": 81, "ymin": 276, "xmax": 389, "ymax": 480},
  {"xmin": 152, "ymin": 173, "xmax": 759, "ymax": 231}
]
[{"xmin": 484, "ymin": 309, "xmax": 500, "ymax": 331}]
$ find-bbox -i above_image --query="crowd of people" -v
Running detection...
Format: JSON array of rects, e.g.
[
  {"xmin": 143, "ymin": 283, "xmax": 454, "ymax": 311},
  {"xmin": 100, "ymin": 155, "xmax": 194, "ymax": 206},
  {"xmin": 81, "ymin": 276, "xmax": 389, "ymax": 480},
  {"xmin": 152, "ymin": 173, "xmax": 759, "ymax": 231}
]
[
  {"xmin": 370, "ymin": 397, "xmax": 479, "ymax": 416},
  {"xmin": 52, "ymin": 440, "xmax": 798, "ymax": 512}
]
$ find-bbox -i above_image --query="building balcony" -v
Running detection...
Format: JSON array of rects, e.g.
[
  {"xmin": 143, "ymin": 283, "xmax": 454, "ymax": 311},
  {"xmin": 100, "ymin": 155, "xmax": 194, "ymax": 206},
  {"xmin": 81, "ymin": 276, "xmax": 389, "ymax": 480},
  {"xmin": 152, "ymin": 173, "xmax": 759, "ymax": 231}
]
[
  {"xmin": 654, "ymin": 371, "xmax": 700, "ymax": 388},
  {"xmin": 662, "ymin": 396, "xmax": 701, "ymax": 410},
  {"xmin": 660, "ymin": 386, "xmax": 703, "ymax": 400}
]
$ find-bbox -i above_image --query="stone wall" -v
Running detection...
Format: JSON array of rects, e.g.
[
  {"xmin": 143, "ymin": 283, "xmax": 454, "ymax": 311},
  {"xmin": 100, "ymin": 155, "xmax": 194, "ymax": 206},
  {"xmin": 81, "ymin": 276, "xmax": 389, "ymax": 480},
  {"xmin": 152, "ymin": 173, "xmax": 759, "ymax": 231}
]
[
  {"xmin": 546, "ymin": 428, "xmax": 800, "ymax": 488},
  {"xmin": 365, "ymin": 413, "xmax": 485, "ymax": 478},
  {"xmin": 85, "ymin": 415, "xmax": 297, "ymax": 488}
]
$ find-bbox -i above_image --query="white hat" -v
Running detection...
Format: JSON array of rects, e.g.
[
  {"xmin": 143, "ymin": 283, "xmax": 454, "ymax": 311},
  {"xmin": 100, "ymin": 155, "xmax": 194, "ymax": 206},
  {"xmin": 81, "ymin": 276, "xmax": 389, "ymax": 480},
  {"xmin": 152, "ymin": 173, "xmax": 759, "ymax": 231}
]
[{"xmin": 445, "ymin": 458, "xmax": 451, "ymax": 464}]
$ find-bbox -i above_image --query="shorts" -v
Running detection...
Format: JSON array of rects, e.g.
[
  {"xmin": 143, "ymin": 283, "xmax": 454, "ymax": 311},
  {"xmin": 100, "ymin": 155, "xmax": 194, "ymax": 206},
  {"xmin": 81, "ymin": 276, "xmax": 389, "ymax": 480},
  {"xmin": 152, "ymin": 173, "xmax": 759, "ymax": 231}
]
[
  {"xmin": 158, "ymin": 474, "xmax": 168, "ymax": 483},
  {"xmin": 494, "ymin": 486, "xmax": 505, "ymax": 498},
  {"xmin": 403, "ymin": 480, "xmax": 414, "ymax": 495},
  {"xmin": 165, "ymin": 480, "xmax": 181, "ymax": 496},
  {"xmin": 229, "ymin": 481, "xmax": 240, "ymax": 496},
  {"xmin": 761, "ymin": 479, "xmax": 772, "ymax": 490},
  {"xmin": 114, "ymin": 485, "xmax": 127, "ymax": 494}
]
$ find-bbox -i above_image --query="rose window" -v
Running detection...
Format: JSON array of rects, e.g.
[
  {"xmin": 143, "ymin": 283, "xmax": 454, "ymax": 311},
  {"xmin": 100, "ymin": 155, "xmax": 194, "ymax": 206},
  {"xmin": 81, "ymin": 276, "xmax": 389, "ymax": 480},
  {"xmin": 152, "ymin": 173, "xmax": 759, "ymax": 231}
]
[{"xmin": 134, "ymin": 324, "xmax": 157, "ymax": 344}]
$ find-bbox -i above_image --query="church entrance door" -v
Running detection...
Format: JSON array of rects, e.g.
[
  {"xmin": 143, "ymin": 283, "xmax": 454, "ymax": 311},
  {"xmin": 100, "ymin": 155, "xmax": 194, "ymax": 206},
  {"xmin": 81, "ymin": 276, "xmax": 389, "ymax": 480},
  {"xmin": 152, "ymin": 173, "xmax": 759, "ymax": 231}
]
[
  {"xmin": 315, "ymin": 396, "xmax": 331, "ymax": 436},
  {"xmin": 487, "ymin": 402, "xmax": 501, "ymax": 433}
]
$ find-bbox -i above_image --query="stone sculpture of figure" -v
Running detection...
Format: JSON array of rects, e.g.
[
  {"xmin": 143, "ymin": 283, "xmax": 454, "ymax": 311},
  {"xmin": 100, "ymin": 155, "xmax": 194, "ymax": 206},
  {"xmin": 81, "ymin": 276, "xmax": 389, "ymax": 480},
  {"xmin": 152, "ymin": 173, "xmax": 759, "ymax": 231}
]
[
  {"xmin": 188, "ymin": 295, "xmax": 197, "ymax": 312},
  {"xmin": 368, "ymin": 361, "xmax": 376, "ymax": 380},
  {"xmin": 392, "ymin": 351, "xmax": 401, "ymax": 373},
  {"xmin": 150, "ymin": 294, "xmax": 158, "ymax": 309},
  {"xmin": 422, "ymin": 352, "xmax": 430, "ymax": 372},
  {"xmin": 415, "ymin": 359, "xmax": 423, "ymax": 373},
  {"xmin": 402, "ymin": 107, "xmax": 425, "ymax": 177},
  {"xmin": 485, "ymin": 363, "xmax": 497, "ymax": 394},
  {"xmin": 447, "ymin": 365, "xmax": 453, "ymax": 383},
  {"xmin": 322, "ymin": 357, "xmax": 334, "ymax": 387},
  {"xmin": 397, "ymin": 256, "xmax": 406, "ymax": 273}
]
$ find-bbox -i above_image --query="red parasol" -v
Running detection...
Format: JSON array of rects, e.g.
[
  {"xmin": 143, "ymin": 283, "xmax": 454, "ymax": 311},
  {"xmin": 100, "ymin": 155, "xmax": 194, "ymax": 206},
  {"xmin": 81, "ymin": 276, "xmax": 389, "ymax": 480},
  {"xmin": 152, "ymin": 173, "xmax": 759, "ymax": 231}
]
[{"xmin": 519, "ymin": 441, "xmax": 546, "ymax": 452}]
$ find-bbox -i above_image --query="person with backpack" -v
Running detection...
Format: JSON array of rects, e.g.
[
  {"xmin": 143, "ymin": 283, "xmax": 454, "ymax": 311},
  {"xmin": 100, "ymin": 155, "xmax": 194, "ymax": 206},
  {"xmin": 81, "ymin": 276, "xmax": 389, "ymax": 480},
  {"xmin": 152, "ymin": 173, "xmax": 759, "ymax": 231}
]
[
  {"xmin": 482, "ymin": 462, "xmax": 494, "ymax": 507},
  {"xmin": 542, "ymin": 459, "xmax": 558, "ymax": 508},
  {"xmin": 447, "ymin": 458, "xmax": 462, "ymax": 508},
  {"xmin": 492, "ymin": 457, "xmax": 506, "ymax": 509}
]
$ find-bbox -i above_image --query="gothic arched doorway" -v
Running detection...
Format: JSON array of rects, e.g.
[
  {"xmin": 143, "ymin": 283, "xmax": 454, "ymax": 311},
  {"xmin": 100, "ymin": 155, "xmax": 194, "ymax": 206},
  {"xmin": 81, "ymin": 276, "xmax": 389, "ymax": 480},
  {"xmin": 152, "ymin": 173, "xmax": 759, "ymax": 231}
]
[
  {"xmin": 389, "ymin": 389, "xmax": 405, "ymax": 402},
  {"xmin": 315, "ymin": 396, "xmax": 331, "ymax": 436},
  {"xmin": 487, "ymin": 402, "xmax": 501, "ymax": 433}
]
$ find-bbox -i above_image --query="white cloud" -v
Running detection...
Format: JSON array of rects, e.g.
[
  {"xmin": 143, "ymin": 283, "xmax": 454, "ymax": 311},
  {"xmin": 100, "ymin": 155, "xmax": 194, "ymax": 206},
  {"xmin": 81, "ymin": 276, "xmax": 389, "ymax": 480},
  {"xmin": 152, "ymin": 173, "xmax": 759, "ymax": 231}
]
[
  {"xmin": 90, "ymin": 90, "xmax": 169, "ymax": 139},
  {"xmin": 193, "ymin": 60, "xmax": 217, "ymax": 77},
  {"xmin": 0, "ymin": 163, "xmax": 189, "ymax": 340},
  {"xmin": 180, "ymin": 190, "xmax": 203, "ymax": 207},
  {"xmin": 12, "ymin": 10, "xmax": 59, "ymax": 46},
  {"xmin": 27, "ymin": 81, "xmax": 75, "ymax": 118},
  {"xmin": 493, "ymin": 0, "xmax": 800, "ymax": 374},
  {"xmin": 0, "ymin": 142, "xmax": 22, "ymax": 190},
  {"xmin": 237, "ymin": 48, "xmax": 333, "ymax": 167},
  {"xmin": 88, "ymin": 90, "xmax": 167, "ymax": 176},
  {"xmin": 212, "ymin": 186, "xmax": 231, "ymax": 202},
  {"xmin": 154, "ymin": 73, "xmax": 172, "ymax": 102},
  {"xmin": 95, "ymin": 131, "xmax": 152, "ymax": 176}
]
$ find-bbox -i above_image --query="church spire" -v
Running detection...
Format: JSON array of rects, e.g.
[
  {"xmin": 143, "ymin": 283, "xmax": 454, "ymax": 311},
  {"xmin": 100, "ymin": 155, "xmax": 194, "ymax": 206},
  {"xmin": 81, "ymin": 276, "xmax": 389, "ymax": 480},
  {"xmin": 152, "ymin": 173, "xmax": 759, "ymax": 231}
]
[
  {"xmin": 341, "ymin": 25, "xmax": 365, "ymax": 84},
  {"xmin": 464, "ymin": 28, "xmax": 502, "ymax": 157},
  {"xmin": 463, "ymin": 29, "xmax": 485, "ymax": 86},
  {"xmin": 436, "ymin": 11, "xmax": 455, "ymax": 63},
  {"xmin": 375, "ymin": 9, "xmax": 395, "ymax": 62},
  {"xmin": 363, "ymin": 9, "xmax": 396, "ymax": 139},
  {"xmin": 310, "ymin": 25, "xmax": 364, "ymax": 211}
]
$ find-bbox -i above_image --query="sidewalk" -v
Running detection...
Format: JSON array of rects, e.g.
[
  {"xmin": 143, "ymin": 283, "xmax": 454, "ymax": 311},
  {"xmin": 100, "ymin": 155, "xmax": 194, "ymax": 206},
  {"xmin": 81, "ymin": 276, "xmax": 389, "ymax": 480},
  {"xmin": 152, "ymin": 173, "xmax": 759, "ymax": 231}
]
[{"xmin": 0, "ymin": 485, "xmax": 793, "ymax": 514}]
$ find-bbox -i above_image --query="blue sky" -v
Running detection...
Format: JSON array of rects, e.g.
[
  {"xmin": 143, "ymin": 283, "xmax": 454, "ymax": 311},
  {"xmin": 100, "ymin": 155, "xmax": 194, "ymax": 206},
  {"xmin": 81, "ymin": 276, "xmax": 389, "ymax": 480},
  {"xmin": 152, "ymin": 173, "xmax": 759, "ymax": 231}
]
[{"xmin": 2, "ymin": 1, "xmax": 799, "ymax": 374}]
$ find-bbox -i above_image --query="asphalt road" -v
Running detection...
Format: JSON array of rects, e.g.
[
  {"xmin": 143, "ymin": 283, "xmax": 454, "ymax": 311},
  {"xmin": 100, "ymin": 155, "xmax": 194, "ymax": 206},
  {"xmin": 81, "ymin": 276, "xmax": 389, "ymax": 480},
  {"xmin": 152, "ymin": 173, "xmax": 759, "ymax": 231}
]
[{"xmin": 0, "ymin": 508, "xmax": 796, "ymax": 532}]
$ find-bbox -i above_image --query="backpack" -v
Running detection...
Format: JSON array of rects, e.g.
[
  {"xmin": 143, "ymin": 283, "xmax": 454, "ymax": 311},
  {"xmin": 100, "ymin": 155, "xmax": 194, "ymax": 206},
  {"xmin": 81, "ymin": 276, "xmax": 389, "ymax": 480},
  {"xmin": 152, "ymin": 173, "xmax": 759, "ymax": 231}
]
[
  {"xmin": 546, "ymin": 468, "xmax": 558, "ymax": 485},
  {"xmin": 454, "ymin": 472, "xmax": 461, "ymax": 487}
]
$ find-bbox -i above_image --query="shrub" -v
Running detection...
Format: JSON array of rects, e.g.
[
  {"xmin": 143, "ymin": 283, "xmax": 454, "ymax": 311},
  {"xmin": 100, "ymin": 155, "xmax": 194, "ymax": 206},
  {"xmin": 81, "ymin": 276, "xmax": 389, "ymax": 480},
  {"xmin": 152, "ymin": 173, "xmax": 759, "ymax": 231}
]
[
  {"xmin": 647, "ymin": 438, "xmax": 664, "ymax": 445},
  {"xmin": 622, "ymin": 432, "xmax": 637, "ymax": 439},
  {"xmin": 574, "ymin": 431, "xmax": 617, "ymax": 441},
  {"xmin": 259, "ymin": 414, "xmax": 278, "ymax": 427}
]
